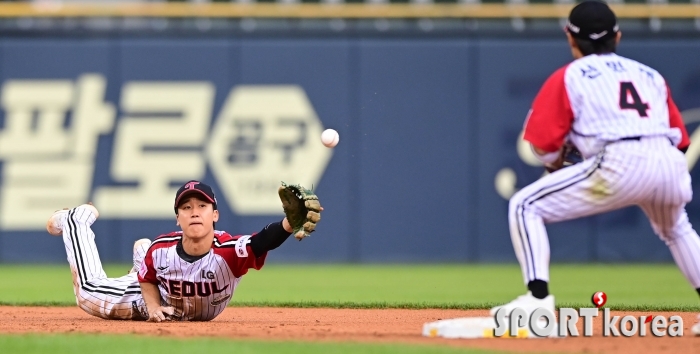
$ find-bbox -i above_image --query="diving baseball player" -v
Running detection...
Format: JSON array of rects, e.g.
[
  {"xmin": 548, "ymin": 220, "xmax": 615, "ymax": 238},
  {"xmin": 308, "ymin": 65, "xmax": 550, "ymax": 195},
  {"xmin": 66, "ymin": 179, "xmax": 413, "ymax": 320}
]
[
  {"xmin": 46, "ymin": 180, "xmax": 321, "ymax": 321},
  {"xmin": 490, "ymin": 0, "xmax": 700, "ymax": 335}
]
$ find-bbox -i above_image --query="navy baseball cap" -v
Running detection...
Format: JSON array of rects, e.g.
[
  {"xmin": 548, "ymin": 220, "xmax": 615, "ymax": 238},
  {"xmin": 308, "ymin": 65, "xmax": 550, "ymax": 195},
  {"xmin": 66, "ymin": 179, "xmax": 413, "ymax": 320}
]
[
  {"xmin": 174, "ymin": 180, "xmax": 218, "ymax": 214},
  {"xmin": 566, "ymin": 1, "xmax": 618, "ymax": 42}
]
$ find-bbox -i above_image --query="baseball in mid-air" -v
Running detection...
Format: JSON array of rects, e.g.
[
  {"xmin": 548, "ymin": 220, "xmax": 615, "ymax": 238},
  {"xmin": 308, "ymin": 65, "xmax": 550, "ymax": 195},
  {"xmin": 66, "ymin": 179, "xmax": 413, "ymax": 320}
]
[{"xmin": 321, "ymin": 129, "xmax": 339, "ymax": 148}]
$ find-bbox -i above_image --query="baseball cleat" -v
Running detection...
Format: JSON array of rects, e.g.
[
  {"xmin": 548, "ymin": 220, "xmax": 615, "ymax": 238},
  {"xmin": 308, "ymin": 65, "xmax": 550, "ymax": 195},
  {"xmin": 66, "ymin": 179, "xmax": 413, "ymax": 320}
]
[
  {"xmin": 46, "ymin": 208, "xmax": 69, "ymax": 236},
  {"xmin": 130, "ymin": 238, "xmax": 152, "ymax": 274},
  {"xmin": 692, "ymin": 315, "xmax": 700, "ymax": 336},
  {"xmin": 489, "ymin": 291, "xmax": 555, "ymax": 317}
]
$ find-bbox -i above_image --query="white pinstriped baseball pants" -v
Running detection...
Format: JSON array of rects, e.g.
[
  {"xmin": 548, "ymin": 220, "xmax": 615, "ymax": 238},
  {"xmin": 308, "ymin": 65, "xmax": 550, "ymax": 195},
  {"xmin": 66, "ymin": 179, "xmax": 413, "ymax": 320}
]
[
  {"xmin": 509, "ymin": 137, "xmax": 700, "ymax": 288},
  {"xmin": 61, "ymin": 205, "xmax": 148, "ymax": 320}
]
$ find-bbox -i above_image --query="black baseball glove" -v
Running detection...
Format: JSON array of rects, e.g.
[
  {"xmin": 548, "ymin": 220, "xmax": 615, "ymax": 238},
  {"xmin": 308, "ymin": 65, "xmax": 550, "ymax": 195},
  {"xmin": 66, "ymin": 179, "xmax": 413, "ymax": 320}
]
[
  {"xmin": 545, "ymin": 143, "xmax": 583, "ymax": 173},
  {"xmin": 278, "ymin": 182, "xmax": 322, "ymax": 241}
]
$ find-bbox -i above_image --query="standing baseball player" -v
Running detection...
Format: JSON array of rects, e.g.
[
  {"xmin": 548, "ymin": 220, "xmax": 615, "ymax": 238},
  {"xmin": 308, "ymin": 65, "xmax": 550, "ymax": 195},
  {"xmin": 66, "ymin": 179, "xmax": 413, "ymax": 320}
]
[
  {"xmin": 490, "ymin": 0, "xmax": 700, "ymax": 335},
  {"xmin": 46, "ymin": 180, "xmax": 321, "ymax": 321}
]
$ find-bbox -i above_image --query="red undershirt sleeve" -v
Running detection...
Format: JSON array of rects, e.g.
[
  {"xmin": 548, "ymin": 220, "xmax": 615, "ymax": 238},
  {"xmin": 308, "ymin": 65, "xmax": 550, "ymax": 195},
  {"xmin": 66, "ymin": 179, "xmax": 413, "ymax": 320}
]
[
  {"xmin": 666, "ymin": 84, "xmax": 690, "ymax": 151},
  {"xmin": 523, "ymin": 66, "xmax": 574, "ymax": 153}
]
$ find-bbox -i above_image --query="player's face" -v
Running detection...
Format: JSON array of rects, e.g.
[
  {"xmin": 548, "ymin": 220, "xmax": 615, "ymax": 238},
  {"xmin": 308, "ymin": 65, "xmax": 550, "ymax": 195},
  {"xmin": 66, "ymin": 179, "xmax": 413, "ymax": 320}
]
[{"xmin": 176, "ymin": 196, "xmax": 220, "ymax": 240}]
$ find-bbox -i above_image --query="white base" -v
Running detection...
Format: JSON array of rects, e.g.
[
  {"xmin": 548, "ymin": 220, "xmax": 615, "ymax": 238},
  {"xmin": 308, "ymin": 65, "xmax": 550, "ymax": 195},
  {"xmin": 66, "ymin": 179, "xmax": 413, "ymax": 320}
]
[{"xmin": 422, "ymin": 317, "xmax": 563, "ymax": 339}]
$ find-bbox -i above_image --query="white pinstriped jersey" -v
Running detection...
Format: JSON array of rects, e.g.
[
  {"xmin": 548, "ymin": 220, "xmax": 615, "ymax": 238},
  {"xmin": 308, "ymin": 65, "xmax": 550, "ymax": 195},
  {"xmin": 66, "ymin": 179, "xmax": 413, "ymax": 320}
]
[
  {"xmin": 524, "ymin": 53, "xmax": 689, "ymax": 158},
  {"xmin": 138, "ymin": 231, "xmax": 265, "ymax": 321}
]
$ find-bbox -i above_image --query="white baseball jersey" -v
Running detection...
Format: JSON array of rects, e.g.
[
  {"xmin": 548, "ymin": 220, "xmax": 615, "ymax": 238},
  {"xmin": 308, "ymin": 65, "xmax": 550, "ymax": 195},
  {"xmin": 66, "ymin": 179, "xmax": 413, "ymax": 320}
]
[
  {"xmin": 507, "ymin": 53, "xmax": 700, "ymax": 290},
  {"xmin": 523, "ymin": 53, "xmax": 689, "ymax": 158},
  {"xmin": 138, "ymin": 231, "xmax": 265, "ymax": 321}
]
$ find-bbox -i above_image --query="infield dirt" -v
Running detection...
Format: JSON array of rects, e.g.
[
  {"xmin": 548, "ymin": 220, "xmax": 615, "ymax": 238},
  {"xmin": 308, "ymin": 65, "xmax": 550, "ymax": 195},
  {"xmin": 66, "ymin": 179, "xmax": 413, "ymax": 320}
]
[{"xmin": 0, "ymin": 307, "xmax": 696, "ymax": 353}]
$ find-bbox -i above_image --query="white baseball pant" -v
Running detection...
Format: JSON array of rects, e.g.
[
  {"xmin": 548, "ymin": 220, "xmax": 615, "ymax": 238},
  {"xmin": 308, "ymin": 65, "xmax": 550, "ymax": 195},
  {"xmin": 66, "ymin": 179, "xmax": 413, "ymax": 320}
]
[
  {"xmin": 509, "ymin": 136, "xmax": 700, "ymax": 288},
  {"xmin": 61, "ymin": 205, "xmax": 148, "ymax": 320}
]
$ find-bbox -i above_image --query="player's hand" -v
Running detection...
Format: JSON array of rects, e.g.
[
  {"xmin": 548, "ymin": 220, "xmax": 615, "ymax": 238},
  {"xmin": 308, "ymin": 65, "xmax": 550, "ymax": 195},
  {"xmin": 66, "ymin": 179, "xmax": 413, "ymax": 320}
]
[
  {"xmin": 544, "ymin": 160, "xmax": 565, "ymax": 173},
  {"xmin": 545, "ymin": 143, "xmax": 582, "ymax": 173},
  {"xmin": 147, "ymin": 306, "xmax": 175, "ymax": 322}
]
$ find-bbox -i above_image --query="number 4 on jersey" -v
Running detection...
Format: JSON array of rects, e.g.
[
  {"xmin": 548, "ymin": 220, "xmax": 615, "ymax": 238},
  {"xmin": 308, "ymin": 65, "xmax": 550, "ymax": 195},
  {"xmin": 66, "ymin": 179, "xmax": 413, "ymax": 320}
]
[{"xmin": 619, "ymin": 82, "xmax": 649, "ymax": 117}]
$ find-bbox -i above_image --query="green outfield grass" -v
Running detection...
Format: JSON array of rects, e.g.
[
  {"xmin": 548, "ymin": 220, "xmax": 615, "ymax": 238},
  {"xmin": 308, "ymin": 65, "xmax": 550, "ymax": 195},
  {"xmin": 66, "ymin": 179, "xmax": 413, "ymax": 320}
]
[
  {"xmin": 0, "ymin": 334, "xmax": 505, "ymax": 354},
  {"xmin": 0, "ymin": 263, "xmax": 697, "ymax": 311},
  {"xmin": 0, "ymin": 264, "xmax": 695, "ymax": 354}
]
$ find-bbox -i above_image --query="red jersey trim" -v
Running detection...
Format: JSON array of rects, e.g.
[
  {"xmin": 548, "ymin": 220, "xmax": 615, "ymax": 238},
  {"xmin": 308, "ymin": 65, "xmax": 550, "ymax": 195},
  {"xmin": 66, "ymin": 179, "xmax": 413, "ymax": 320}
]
[
  {"xmin": 137, "ymin": 232, "xmax": 181, "ymax": 284},
  {"xmin": 523, "ymin": 65, "xmax": 574, "ymax": 153},
  {"xmin": 212, "ymin": 233, "xmax": 267, "ymax": 278},
  {"xmin": 666, "ymin": 84, "xmax": 690, "ymax": 150}
]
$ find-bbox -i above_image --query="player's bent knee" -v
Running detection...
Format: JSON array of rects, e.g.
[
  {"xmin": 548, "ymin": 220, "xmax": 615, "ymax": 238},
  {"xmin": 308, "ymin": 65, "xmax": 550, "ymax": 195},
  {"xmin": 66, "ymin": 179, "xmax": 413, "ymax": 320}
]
[
  {"xmin": 653, "ymin": 218, "xmax": 694, "ymax": 243},
  {"xmin": 76, "ymin": 298, "xmax": 107, "ymax": 319},
  {"xmin": 508, "ymin": 190, "xmax": 528, "ymax": 218},
  {"xmin": 654, "ymin": 226, "xmax": 687, "ymax": 244}
]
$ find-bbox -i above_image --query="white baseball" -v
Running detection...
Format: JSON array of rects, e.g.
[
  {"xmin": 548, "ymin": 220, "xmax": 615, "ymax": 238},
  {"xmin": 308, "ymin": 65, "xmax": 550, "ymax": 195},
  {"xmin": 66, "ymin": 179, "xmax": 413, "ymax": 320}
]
[{"xmin": 321, "ymin": 129, "xmax": 339, "ymax": 148}]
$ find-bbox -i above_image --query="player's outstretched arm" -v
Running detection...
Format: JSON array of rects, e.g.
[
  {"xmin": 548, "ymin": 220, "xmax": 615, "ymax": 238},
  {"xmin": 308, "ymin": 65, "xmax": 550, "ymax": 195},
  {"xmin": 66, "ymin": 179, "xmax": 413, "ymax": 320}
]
[
  {"xmin": 140, "ymin": 282, "xmax": 174, "ymax": 322},
  {"xmin": 247, "ymin": 219, "xmax": 294, "ymax": 258}
]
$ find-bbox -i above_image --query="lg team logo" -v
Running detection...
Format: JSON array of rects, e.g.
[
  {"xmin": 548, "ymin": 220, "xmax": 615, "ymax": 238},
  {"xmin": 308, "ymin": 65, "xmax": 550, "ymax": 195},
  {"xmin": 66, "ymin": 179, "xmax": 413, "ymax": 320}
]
[{"xmin": 0, "ymin": 74, "xmax": 332, "ymax": 230}]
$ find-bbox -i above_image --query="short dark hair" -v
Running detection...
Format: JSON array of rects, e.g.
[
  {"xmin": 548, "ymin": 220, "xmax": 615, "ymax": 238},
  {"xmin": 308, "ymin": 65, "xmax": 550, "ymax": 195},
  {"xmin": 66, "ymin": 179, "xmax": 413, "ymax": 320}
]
[{"xmin": 573, "ymin": 36, "xmax": 617, "ymax": 56}]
